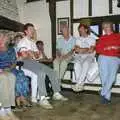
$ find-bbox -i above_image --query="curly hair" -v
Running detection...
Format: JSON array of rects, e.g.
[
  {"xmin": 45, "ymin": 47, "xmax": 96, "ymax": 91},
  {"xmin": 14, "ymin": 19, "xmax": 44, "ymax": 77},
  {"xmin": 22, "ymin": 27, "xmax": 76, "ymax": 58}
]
[{"xmin": 78, "ymin": 24, "xmax": 90, "ymax": 35}]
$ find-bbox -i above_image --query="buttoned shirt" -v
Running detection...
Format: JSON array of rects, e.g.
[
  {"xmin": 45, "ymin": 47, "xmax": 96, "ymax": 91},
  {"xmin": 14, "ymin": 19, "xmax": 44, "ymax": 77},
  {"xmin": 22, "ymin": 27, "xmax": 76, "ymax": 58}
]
[{"xmin": 56, "ymin": 36, "xmax": 76, "ymax": 55}]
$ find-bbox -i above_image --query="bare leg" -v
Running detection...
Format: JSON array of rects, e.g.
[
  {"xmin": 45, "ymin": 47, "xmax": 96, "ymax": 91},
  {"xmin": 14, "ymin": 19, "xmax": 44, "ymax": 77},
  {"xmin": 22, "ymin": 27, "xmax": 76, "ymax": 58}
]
[{"xmin": 16, "ymin": 97, "xmax": 21, "ymax": 108}]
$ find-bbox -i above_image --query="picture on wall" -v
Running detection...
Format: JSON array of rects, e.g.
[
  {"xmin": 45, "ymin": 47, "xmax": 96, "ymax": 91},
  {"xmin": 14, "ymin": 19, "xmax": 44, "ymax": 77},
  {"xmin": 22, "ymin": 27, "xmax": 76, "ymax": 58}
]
[{"xmin": 57, "ymin": 17, "xmax": 69, "ymax": 35}]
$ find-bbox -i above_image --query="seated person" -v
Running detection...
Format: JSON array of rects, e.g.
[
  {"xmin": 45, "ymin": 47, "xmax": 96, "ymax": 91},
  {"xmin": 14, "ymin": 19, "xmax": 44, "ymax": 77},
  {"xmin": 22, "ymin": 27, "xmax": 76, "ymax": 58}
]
[
  {"xmin": 53, "ymin": 25, "xmax": 76, "ymax": 81},
  {"xmin": 0, "ymin": 30, "xmax": 30, "ymax": 109},
  {"xmin": 16, "ymin": 23, "xmax": 68, "ymax": 110},
  {"xmin": 14, "ymin": 33, "xmax": 24, "ymax": 47},
  {"xmin": 9, "ymin": 33, "xmax": 24, "ymax": 48},
  {"xmin": 36, "ymin": 40, "xmax": 49, "ymax": 61},
  {"xmin": 96, "ymin": 21, "xmax": 120, "ymax": 104},
  {"xmin": 72, "ymin": 24, "xmax": 96, "ymax": 92},
  {"xmin": 0, "ymin": 30, "xmax": 20, "ymax": 120}
]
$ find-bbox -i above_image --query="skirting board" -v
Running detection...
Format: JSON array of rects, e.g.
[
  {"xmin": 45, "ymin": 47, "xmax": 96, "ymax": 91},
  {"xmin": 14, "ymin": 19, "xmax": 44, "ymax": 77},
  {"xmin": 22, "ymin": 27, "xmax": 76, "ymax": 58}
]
[{"xmin": 61, "ymin": 83, "xmax": 120, "ymax": 94}]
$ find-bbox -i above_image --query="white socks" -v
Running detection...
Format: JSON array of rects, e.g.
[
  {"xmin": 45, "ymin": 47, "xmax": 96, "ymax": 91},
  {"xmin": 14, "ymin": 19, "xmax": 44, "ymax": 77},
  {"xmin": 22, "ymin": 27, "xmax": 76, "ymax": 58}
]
[
  {"xmin": 4, "ymin": 108, "xmax": 11, "ymax": 114},
  {"xmin": 0, "ymin": 108, "xmax": 6, "ymax": 116}
]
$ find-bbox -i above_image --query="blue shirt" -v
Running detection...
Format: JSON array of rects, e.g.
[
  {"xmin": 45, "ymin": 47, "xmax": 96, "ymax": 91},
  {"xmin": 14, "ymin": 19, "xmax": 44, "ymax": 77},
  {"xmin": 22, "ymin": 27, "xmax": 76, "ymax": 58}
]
[
  {"xmin": 0, "ymin": 48, "xmax": 16, "ymax": 69},
  {"xmin": 56, "ymin": 36, "xmax": 76, "ymax": 55}
]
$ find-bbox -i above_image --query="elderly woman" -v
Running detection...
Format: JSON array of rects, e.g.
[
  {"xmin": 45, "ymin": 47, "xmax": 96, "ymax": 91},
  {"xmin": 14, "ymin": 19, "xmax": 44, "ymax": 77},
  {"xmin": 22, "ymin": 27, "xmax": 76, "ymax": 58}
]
[
  {"xmin": 0, "ymin": 32, "xmax": 30, "ymax": 108},
  {"xmin": 96, "ymin": 21, "xmax": 120, "ymax": 104},
  {"xmin": 0, "ymin": 30, "xmax": 20, "ymax": 120}
]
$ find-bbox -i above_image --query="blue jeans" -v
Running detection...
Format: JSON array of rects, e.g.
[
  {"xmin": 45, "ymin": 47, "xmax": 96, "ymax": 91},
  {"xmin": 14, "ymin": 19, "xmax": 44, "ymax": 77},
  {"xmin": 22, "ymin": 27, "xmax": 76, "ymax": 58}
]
[{"xmin": 98, "ymin": 55, "xmax": 120, "ymax": 100}]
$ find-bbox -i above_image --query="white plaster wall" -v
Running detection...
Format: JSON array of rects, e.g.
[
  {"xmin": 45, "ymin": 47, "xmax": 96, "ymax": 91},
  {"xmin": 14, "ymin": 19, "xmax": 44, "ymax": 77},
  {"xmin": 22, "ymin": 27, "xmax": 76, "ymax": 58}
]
[
  {"xmin": 92, "ymin": 0, "xmax": 109, "ymax": 16},
  {"xmin": 56, "ymin": 1, "xmax": 70, "ymax": 18},
  {"xmin": 0, "ymin": 0, "xmax": 19, "ymax": 21},
  {"xmin": 16, "ymin": 0, "xmax": 52, "ymax": 58},
  {"xmin": 16, "ymin": 0, "xmax": 25, "ymax": 23},
  {"xmin": 73, "ymin": 0, "xmax": 88, "ymax": 18}
]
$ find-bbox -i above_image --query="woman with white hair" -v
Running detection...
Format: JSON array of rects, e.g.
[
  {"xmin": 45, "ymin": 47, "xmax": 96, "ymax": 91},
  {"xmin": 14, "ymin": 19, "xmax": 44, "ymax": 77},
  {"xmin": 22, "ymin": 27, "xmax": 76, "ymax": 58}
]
[
  {"xmin": 96, "ymin": 21, "xmax": 120, "ymax": 104},
  {"xmin": 0, "ymin": 30, "xmax": 20, "ymax": 120}
]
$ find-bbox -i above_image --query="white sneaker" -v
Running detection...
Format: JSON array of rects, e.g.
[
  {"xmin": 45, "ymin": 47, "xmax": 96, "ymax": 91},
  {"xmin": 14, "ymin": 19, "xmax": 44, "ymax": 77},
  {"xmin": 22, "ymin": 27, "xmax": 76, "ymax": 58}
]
[
  {"xmin": 53, "ymin": 92, "xmax": 68, "ymax": 101},
  {"xmin": 71, "ymin": 84, "xmax": 84, "ymax": 92},
  {"xmin": 39, "ymin": 98, "xmax": 53, "ymax": 109},
  {"xmin": 31, "ymin": 98, "xmax": 37, "ymax": 103}
]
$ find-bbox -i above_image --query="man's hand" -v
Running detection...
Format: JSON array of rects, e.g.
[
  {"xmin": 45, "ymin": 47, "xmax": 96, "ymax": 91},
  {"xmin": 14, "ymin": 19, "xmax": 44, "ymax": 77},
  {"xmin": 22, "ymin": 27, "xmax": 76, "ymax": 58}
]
[{"xmin": 60, "ymin": 50, "xmax": 74, "ymax": 60}]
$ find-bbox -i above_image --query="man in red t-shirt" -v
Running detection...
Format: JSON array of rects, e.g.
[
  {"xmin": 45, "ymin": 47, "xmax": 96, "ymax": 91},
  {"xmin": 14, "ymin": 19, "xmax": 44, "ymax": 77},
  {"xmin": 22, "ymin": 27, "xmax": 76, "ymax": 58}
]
[{"xmin": 96, "ymin": 21, "xmax": 120, "ymax": 104}]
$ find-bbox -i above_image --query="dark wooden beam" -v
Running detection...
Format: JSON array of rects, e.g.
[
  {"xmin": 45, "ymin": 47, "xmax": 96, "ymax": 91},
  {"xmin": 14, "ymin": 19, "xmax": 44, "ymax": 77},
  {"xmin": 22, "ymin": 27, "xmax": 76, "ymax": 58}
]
[
  {"xmin": 47, "ymin": 0, "xmax": 68, "ymax": 2},
  {"xmin": 48, "ymin": 0, "xmax": 56, "ymax": 59},
  {"xmin": 115, "ymin": 24, "xmax": 119, "ymax": 33},
  {"xmin": 26, "ymin": 0, "xmax": 40, "ymax": 3},
  {"xmin": 70, "ymin": 0, "xmax": 73, "ymax": 35},
  {"xmin": 99, "ymin": 24, "xmax": 102, "ymax": 36},
  {"xmin": 72, "ymin": 15, "xmax": 120, "ymax": 25},
  {"xmin": 0, "ymin": 15, "xmax": 24, "ymax": 32},
  {"xmin": 88, "ymin": 0, "xmax": 92, "ymax": 16},
  {"xmin": 109, "ymin": 0, "xmax": 113, "ymax": 14}
]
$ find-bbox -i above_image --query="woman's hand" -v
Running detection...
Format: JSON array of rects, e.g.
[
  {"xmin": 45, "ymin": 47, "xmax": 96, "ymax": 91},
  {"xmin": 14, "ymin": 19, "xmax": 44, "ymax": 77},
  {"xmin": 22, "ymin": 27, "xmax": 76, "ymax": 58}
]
[
  {"xmin": 74, "ymin": 45, "xmax": 81, "ymax": 54},
  {"xmin": 104, "ymin": 46, "xmax": 120, "ymax": 51}
]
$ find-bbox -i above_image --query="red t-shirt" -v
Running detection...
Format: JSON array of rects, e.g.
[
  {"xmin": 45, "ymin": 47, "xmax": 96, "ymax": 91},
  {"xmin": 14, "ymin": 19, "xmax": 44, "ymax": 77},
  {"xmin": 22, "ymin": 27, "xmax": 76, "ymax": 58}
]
[{"xmin": 96, "ymin": 33, "xmax": 120, "ymax": 57}]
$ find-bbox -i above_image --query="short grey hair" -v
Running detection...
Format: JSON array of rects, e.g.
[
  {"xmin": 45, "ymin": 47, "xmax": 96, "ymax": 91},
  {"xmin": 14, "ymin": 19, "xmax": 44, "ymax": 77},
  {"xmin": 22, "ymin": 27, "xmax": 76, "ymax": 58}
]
[
  {"xmin": 0, "ymin": 30, "xmax": 10, "ymax": 37},
  {"xmin": 0, "ymin": 30, "xmax": 15, "ymax": 48}
]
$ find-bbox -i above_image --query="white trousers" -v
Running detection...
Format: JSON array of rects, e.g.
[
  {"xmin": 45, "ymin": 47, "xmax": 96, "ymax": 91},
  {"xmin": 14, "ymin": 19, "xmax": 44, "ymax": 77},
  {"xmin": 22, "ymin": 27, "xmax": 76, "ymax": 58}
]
[
  {"xmin": 73, "ymin": 55, "xmax": 94, "ymax": 85},
  {"xmin": 22, "ymin": 68, "xmax": 38, "ymax": 101}
]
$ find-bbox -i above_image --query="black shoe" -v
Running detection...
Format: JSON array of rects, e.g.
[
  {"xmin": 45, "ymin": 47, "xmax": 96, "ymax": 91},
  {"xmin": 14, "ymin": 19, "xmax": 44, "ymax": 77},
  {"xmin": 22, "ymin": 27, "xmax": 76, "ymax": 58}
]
[{"xmin": 100, "ymin": 96, "xmax": 111, "ymax": 105}]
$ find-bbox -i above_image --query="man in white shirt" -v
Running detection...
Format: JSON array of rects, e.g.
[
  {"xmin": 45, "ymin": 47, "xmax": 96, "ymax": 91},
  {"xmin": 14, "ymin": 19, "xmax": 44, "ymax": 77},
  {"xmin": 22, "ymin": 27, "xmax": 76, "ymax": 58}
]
[
  {"xmin": 72, "ymin": 24, "xmax": 96, "ymax": 92},
  {"xmin": 16, "ymin": 23, "xmax": 68, "ymax": 109}
]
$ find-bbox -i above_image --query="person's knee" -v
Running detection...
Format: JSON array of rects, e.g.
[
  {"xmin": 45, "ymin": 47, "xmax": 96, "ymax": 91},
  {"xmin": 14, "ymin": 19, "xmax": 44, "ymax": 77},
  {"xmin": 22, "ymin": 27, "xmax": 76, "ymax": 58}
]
[
  {"xmin": 0, "ymin": 73, "xmax": 8, "ymax": 81},
  {"xmin": 7, "ymin": 72, "xmax": 16, "ymax": 80}
]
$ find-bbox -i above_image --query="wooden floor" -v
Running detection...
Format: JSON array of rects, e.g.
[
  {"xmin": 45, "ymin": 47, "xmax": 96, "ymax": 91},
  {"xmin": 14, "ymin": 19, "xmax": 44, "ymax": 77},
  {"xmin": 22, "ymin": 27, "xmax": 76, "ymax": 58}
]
[{"xmin": 15, "ymin": 90, "xmax": 120, "ymax": 120}]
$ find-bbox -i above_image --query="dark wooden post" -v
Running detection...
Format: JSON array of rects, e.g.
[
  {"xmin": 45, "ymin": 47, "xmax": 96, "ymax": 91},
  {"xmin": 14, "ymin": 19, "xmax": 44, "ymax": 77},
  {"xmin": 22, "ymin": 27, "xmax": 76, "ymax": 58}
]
[
  {"xmin": 88, "ymin": 0, "xmax": 92, "ymax": 16},
  {"xmin": 48, "ymin": 0, "xmax": 56, "ymax": 59},
  {"xmin": 70, "ymin": 0, "xmax": 73, "ymax": 35},
  {"xmin": 109, "ymin": 0, "xmax": 113, "ymax": 14}
]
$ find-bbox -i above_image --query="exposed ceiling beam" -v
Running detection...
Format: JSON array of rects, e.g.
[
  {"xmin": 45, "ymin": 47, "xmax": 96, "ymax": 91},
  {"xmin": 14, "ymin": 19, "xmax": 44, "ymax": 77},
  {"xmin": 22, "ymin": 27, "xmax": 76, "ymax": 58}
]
[
  {"xmin": 46, "ymin": 0, "xmax": 68, "ymax": 2},
  {"xmin": 0, "ymin": 15, "xmax": 24, "ymax": 32}
]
